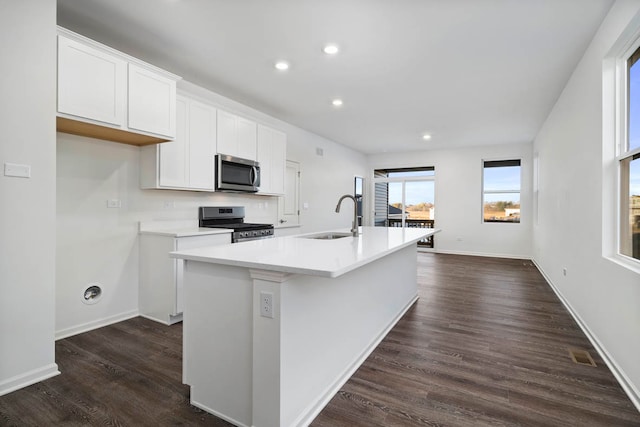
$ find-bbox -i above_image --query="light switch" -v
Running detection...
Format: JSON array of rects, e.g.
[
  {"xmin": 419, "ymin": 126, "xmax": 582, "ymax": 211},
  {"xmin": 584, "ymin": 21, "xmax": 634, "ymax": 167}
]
[{"xmin": 4, "ymin": 163, "xmax": 31, "ymax": 178}]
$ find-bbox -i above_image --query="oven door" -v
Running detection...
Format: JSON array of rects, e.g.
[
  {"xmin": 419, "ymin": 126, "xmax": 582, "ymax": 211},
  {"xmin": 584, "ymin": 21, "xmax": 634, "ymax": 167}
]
[{"xmin": 215, "ymin": 154, "xmax": 260, "ymax": 192}]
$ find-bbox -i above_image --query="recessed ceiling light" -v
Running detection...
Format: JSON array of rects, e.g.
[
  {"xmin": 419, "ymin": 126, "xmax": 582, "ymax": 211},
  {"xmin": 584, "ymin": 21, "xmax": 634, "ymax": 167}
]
[
  {"xmin": 323, "ymin": 44, "xmax": 339, "ymax": 55},
  {"xmin": 422, "ymin": 133, "xmax": 432, "ymax": 141},
  {"xmin": 332, "ymin": 99, "xmax": 343, "ymax": 107},
  {"xmin": 274, "ymin": 61, "xmax": 290, "ymax": 71}
]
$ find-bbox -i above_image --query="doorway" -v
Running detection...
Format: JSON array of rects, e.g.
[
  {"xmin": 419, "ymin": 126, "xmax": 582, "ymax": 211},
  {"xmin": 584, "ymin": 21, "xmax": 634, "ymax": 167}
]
[{"xmin": 373, "ymin": 167, "xmax": 435, "ymax": 248}]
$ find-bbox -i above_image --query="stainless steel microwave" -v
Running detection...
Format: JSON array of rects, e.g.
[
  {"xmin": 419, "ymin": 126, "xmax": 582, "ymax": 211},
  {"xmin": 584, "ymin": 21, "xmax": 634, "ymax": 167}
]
[{"xmin": 215, "ymin": 154, "xmax": 260, "ymax": 192}]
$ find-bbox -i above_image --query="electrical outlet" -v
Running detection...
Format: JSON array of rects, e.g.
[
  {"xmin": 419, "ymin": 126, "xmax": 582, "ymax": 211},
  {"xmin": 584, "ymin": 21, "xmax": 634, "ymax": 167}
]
[
  {"xmin": 562, "ymin": 268, "xmax": 567, "ymax": 276},
  {"xmin": 107, "ymin": 199, "xmax": 121, "ymax": 208},
  {"xmin": 260, "ymin": 291, "xmax": 274, "ymax": 319}
]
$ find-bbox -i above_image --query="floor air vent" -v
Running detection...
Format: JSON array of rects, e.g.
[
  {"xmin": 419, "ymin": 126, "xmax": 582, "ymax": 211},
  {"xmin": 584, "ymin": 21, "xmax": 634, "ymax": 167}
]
[{"xmin": 568, "ymin": 349, "xmax": 596, "ymax": 367}]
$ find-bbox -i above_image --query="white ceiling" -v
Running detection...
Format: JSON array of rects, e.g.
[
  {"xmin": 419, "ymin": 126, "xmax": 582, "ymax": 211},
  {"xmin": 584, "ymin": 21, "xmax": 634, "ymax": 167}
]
[{"xmin": 57, "ymin": 0, "xmax": 613, "ymax": 154}]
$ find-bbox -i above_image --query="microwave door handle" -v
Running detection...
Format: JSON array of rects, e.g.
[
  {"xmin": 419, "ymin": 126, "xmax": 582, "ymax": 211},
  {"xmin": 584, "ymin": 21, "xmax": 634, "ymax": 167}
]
[{"xmin": 251, "ymin": 166, "xmax": 258, "ymax": 186}]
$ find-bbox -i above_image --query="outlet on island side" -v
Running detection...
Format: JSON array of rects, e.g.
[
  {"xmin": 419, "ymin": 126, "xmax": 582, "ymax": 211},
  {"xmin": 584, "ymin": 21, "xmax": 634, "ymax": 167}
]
[{"xmin": 260, "ymin": 291, "xmax": 274, "ymax": 319}]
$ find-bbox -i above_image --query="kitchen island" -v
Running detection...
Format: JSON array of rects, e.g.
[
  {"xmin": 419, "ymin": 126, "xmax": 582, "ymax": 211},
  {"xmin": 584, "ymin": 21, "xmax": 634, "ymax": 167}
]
[{"xmin": 170, "ymin": 226, "xmax": 439, "ymax": 427}]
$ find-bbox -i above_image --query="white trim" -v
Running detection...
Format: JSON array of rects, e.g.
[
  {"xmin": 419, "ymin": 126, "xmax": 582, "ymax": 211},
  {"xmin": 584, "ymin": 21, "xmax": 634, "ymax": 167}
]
[
  {"xmin": 0, "ymin": 364, "xmax": 60, "ymax": 397},
  {"xmin": 481, "ymin": 158, "xmax": 522, "ymax": 224},
  {"xmin": 55, "ymin": 310, "xmax": 139, "ymax": 340},
  {"xmin": 532, "ymin": 259, "xmax": 640, "ymax": 413},
  {"xmin": 373, "ymin": 175, "xmax": 435, "ymax": 183},
  {"xmin": 138, "ymin": 312, "xmax": 183, "ymax": 326},
  {"xmin": 292, "ymin": 295, "xmax": 419, "ymax": 427},
  {"xmin": 57, "ymin": 26, "xmax": 181, "ymax": 81},
  {"xmin": 435, "ymin": 249, "xmax": 531, "ymax": 260},
  {"xmin": 606, "ymin": 13, "xmax": 640, "ymax": 271},
  {"xmin": 189, "ymin": 400, "xmax": 250, "ymax": 427}
]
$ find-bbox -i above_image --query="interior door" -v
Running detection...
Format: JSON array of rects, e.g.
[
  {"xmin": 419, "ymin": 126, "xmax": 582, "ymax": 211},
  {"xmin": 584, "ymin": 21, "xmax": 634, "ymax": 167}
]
[{"xmin": 278, "ymin": 160, "xmax": 300, "ymax": 226}]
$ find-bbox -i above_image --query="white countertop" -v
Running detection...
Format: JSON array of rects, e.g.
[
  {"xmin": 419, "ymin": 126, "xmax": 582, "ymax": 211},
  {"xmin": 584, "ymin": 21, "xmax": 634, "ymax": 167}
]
[
  {"xmin": 170, "ymin": 226, "xmax": 440, "ymax": 278},
  {"xmin": 139, "ymin": 220, "xmax": 233, "ymax": 237}
]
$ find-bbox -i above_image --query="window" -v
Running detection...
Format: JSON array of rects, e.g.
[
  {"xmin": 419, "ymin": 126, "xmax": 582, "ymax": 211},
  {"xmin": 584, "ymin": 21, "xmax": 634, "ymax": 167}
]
[
  {"xmin": 373, "ymin": 167, "xmax": 435, "ymax": 248},
  {"xmin": 620, "ymin": 46, "xmax": 640, "ymax": 261},
  {"xmin": 482, "ymin": 159, "xmax": 521, "ymax": 223}
]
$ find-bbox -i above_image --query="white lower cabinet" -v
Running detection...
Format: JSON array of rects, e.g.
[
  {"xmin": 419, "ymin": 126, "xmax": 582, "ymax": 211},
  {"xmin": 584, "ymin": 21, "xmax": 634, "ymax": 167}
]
[
  {"xmin": 139, "ymin": 232, "xmax": 231, "ymax": 324},
  {"xmin": 140, "ymin": 94, "xmax": 217, "ymax": 191}
]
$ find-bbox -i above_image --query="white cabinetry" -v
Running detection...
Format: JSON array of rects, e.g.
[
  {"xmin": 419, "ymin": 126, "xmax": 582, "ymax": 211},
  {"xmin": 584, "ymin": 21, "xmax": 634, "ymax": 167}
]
[
  {"xmin": 57, "ymin": 34, "xmax": 126, "ymax": 127},
  {"xmin": 139, "ymin": 232, "xmax": 231, "ymax": 325},
  {"xmin": 128, "ymin": 64, "xmax": 176, "ymax": 137},
  {"xmin": 257, "ymin": 124, "xmax": 287, "ymax": 195},
  {"xmin": 56, "ymin": 27, "xmax": 180, "ymax": 146},
  {"xmin": 140, "ymin": 94, "xmax": 217, "ymax": 191},
  {"xmin": 216, "ymin": 110, "xmax": 257, "ymax": 160}
]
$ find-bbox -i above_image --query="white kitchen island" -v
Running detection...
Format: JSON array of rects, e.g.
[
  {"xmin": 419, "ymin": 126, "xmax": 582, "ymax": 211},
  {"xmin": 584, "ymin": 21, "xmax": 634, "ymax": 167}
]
[{"xmin": 170, "ymin": 226, "xmax": 439, "ymax": 427}]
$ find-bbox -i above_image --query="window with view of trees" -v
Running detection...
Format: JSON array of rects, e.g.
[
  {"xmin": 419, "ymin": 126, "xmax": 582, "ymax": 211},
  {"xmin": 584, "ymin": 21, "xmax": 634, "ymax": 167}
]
[
  {"xmin": 621, "ymin": 45, "xmax": 640, "ymax": 261},
  {"xmin": 482, "ymin": 159, "xmax": 521, "ymax": 223}
]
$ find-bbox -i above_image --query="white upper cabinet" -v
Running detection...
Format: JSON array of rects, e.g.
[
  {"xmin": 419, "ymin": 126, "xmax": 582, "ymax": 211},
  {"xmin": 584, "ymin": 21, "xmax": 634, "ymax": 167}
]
[
  {"xmin": 128, "ymin": 63, "xmax": 176, "ymax": 138},
  {"xmin": 158, "ymin": 97, "xmax": 188, "ymax": 188},
  {"xmin": 216, "ymin": 110, "xmax": 257, "ymax": 160},
  {"xmin": 216, "ymin": 110, "xmax": 236, "ymax": 155},
  {"xmin": 56, "ymin": 27, "xmax": 180, "ymax": 146},
  {"xmin": 141, "ymin": 94, "xmax": 216, "ymax": 191},
  {"xmin": 187, "ymin": 99, "xmax": 217, "ymax": 190},
  {"xmin": 57, "ymin": 35, "xmax": 126, "ymax": 127},
  {"xmin": 257, "ymin": 124, "xmax": 287, "ymax": 195}
]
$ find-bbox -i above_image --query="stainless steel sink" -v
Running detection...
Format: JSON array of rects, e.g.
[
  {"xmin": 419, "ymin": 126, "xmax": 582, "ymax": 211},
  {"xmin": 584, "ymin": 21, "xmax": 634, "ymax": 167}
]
[{"xmin": 301, "ymin": 232, "xmax": 352, "ymax": 240}]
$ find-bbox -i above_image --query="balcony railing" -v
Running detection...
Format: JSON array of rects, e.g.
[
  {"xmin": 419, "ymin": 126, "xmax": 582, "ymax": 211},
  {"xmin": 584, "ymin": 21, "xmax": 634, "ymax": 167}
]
[{"xmin": 387, "ymin": 218, "xmax": 435, "ymax": 248}]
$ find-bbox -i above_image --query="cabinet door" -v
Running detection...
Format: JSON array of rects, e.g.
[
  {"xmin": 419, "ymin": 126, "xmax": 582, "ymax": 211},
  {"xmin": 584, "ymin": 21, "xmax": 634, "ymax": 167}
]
[
  {"xmin": 159, "ymin": 96, "xmax": 188, "ymax": 188},
  {"xmin": 237, "ymin": 117, "xmax": 257, "ymax": 160},
  {"xmin": 188, "ymin": 100, "xmax": 216, "ymax": 190},
  {"xmin": 216, "ymin": 110, "xmax": 237, "ymax": 156},
  {"xmin": 256, "ymin": 125, "xmax": 272, "ymax": 193},
  {"xmin": 128, "ymin": 63, "xmax": 176, "ymax": 137},
  {"xmin": 270, "ymin": 129, "xmax": 287, "ymax": 195},
  {"xmin": 257, "ymin": 125, "xmax": 286, "ymax": 195},
  {"xmin": 57, "ymin": 35, "xmax": 126, "ymax": 126}
]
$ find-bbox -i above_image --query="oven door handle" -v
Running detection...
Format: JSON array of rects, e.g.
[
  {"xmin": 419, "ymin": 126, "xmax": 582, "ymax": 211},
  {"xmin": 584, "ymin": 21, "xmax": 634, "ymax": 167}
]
[{"xmin": 250, "ymin": 166, "xmax": 258, "ymax": 186}]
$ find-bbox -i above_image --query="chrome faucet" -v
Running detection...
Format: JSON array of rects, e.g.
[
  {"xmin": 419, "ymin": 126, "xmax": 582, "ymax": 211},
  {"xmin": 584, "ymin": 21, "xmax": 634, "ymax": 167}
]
[{"xmin": 335, "ymin": 194, "xmax": 359, "ymax": 237}]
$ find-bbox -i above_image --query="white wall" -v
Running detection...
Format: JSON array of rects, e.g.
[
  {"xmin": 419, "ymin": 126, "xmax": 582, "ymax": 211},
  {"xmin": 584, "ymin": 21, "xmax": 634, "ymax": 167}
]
[
  {"xmin": 533, "ymin": 0, "xmax": 640, "ymax": 407},
  {"xmin": 56, "ymin": 80, "xmax": 368, "ymax": 337},
  {"xmin": 368, "ymin": 143, "xmax": 533, "ymax": 258},
  {"xmin": 0, "ymin": 1, "xmax": 59, "ymax": 395}
]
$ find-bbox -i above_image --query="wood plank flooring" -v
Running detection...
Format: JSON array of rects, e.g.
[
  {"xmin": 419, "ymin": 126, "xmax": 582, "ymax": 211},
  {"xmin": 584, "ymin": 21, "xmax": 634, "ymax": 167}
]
[
  {"xmin": 313, "ymin": 254, "xmax": 640, "ymax": 426},
  {"xmin": 0, "ymin": 253, "xmax": 638, "ymax": 426}
]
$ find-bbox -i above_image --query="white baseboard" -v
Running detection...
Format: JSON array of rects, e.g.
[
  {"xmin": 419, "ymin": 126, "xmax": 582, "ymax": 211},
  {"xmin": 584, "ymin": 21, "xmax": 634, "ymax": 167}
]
[
  {"xmin": 139, "ymin": 312, "xmax": 183, "ymax": 326},
  {"xmin": 531, "ymin": 259, "xmax": 640, "ymax": 412},
  {"xmin": 55, "ymin": 309, "xmax": 139, "ymax": 340},
  {"xmin": 0, "ymin": 363, "xmax": 60, "ymax": 397},
  {"xmin": 190, "ymin": 400, "xmax": 250, "ymax": 427},
  {"xmin": 435, "ymin": 249, "xmax": 531, "ymax": 259},
  {"xmin": 293, "ymin": 295, "xmax": 419, "ymax": 427}
]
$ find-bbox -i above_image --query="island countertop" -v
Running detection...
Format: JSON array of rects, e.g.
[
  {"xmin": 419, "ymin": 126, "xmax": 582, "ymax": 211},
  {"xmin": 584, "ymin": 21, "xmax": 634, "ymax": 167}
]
[{"xmin": 170, "ymin": 226, "xmax": 439, "ymax": 278}]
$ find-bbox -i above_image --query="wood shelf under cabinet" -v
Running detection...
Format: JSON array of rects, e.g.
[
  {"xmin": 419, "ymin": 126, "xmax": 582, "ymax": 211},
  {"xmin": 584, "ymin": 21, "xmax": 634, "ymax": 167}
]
[{"xmin": 57, "ymin": 117, "xmax": 170, "ymax": 146}]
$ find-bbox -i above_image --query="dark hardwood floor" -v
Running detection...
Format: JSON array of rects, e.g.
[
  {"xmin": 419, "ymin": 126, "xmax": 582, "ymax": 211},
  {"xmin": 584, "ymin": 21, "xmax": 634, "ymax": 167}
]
[{"xmin": 1, "ymin": 253, "xmax": 638, "ymax": 426}]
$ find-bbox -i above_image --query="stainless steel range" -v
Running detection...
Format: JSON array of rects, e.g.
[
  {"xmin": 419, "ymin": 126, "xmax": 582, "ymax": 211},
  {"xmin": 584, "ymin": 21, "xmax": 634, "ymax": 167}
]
[{"xmin": 199, "ymin": 206, "xmax": 274, "ymax": 243}]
